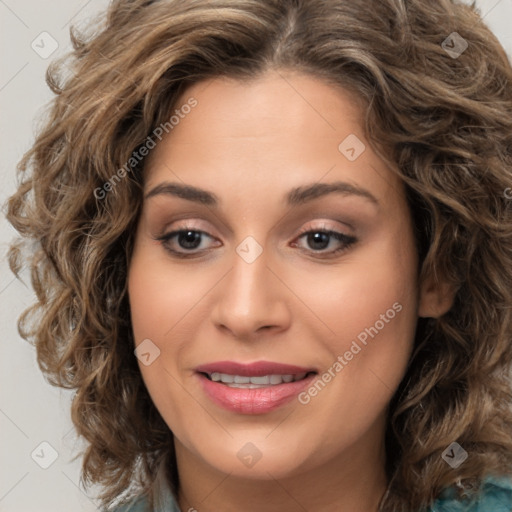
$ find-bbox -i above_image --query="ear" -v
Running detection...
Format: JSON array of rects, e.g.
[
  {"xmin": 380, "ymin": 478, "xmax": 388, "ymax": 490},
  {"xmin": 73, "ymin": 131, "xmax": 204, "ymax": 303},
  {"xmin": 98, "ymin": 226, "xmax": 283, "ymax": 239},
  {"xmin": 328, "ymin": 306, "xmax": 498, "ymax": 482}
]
[{"xmin": 418, "ymin": 271, "xmax": 458, "ymax": 318}]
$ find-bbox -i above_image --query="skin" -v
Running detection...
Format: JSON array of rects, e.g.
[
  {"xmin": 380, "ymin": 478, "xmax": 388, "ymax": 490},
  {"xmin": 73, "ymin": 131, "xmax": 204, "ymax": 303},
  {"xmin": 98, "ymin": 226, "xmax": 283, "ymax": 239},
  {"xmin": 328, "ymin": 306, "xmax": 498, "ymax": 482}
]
[{"xmin": 128, "ymin": 70, "xmax": 455, "ymax": 512}]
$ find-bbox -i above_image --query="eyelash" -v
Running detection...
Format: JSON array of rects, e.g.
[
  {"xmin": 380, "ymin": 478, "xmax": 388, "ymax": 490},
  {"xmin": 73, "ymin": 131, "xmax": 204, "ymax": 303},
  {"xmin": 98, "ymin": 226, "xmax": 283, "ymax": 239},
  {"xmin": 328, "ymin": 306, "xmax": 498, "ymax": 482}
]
[{"xmin": 155, "ymin": 223, "xmax": 358, "ymax": 259}]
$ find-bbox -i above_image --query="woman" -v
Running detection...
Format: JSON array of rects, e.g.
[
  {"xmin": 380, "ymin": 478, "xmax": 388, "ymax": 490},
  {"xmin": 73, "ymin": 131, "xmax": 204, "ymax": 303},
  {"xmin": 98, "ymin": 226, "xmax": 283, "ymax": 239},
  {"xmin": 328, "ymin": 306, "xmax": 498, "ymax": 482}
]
[{"xmin": 6, "ymin": 0, "xmax": 512, "ymax": 510}]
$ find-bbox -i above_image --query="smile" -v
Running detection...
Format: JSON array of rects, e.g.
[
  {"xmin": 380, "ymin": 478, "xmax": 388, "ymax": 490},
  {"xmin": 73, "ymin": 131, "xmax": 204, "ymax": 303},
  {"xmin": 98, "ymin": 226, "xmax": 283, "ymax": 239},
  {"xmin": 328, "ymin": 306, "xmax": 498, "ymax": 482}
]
[
  {"xmin": 203, "ymin": 372, "xmax": 314, "ymax": 388},
  {"xmin": 195, "ymin": 361, "xmax": 318, "ymax": 414}
]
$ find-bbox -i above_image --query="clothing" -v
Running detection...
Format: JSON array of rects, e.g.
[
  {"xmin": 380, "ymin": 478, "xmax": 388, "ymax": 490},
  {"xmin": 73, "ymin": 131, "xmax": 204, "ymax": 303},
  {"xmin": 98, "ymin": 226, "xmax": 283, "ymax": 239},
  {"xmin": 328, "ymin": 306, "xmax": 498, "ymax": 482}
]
[
  {"xmin": 429, "ymin": 475, "xmax": 512, "ymax": 512},
  {"xmin": 112, "ymin": 474, "xmax": 512, "ymax": 512}
]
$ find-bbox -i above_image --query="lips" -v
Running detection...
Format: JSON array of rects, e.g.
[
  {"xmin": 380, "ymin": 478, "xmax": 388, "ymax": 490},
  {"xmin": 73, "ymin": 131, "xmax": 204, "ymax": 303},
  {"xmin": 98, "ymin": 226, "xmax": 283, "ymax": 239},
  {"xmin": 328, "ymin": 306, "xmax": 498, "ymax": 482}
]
[{"xmin": 195, "ymin": 361, "xmax": 318, "ymax": 414}]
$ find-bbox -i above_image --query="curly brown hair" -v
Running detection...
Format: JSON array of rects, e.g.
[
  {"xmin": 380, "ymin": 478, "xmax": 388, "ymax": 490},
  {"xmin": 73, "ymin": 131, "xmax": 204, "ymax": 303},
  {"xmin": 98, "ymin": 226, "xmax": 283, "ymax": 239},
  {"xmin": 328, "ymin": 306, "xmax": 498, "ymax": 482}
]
[{"xmin": 5, "ymin": 0, "xmax": 512, "ymax": 510}]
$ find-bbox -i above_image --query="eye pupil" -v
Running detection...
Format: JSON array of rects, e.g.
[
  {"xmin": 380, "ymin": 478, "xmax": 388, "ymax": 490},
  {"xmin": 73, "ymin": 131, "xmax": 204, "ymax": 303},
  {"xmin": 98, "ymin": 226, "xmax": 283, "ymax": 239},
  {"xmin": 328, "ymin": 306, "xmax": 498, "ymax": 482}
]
[
  {"xmin": 179, "ymin": 230, "xmax": 201, "ymax": 249},
  {"xmin": 307, "ymin": 232, "xmax": 329, "ymax": 250}
]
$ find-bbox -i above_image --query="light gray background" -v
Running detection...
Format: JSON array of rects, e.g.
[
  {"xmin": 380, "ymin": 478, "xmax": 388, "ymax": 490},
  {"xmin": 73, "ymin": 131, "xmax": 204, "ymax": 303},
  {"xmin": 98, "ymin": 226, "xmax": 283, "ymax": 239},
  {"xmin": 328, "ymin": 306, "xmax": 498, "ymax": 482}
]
[{"xmin": 1, "ymin": 1, "xmax": 511, "ymax": 511}]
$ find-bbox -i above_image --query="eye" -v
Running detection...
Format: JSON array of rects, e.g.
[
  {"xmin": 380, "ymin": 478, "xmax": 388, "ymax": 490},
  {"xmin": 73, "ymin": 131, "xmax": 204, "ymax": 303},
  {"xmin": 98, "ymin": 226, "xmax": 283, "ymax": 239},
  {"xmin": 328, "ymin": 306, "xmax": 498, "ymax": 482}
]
[
  {"xmin": 154, "ymin": 223, "xmax": 357, "ymax": 259},
  {"xmin": 156, "ymin": 226, "xmax": 220, "ymax": 257},
  {"xmin": 292, "ymin": 225, "xmax": 357, "ymax": 257}
]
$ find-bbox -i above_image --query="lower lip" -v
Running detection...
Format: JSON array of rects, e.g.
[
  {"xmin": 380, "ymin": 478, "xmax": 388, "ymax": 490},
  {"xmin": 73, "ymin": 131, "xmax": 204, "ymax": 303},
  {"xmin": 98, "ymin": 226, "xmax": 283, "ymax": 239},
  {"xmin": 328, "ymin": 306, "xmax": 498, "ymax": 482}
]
[{"xmin": 197, "ymin": 372, "xmax": 317, "ymax": 414}]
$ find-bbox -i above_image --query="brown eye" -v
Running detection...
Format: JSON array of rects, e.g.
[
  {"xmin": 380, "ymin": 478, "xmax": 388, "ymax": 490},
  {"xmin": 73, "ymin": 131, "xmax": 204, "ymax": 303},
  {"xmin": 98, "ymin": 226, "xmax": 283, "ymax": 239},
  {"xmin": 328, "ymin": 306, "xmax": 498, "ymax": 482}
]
[
  {"xmin": 156, "ymin": 228, "xmax": 220, "ymax": 257},
  {"xmin": 174, "ymin": 230, "xmax": 203, "ymax": 250},
  {"xmin": 292, "ymin": 229, "xmax": 357, "ymax": 257}
]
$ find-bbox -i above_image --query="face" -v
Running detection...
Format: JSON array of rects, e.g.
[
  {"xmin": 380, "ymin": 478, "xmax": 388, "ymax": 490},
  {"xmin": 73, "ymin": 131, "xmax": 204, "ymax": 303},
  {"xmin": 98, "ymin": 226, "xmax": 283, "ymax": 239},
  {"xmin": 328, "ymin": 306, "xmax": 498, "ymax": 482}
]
[{"xmin": 128, "ymin": 71, "xmax": 432, "ymax": 483}]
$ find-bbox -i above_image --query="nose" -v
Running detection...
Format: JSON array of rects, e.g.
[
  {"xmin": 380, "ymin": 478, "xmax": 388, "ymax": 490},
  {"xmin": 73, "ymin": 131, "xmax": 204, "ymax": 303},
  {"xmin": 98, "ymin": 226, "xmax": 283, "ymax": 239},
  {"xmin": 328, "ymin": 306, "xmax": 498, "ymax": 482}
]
[{"xmin": 210, "ymin": 244, "xmax": 292, "ymax": 340}]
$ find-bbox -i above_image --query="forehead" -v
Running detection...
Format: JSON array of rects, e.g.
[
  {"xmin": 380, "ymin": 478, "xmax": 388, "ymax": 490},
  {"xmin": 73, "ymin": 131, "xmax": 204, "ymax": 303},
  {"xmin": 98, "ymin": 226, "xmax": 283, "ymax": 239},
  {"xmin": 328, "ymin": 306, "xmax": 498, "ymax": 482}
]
[
  {"xmin": 143, "ymin": 71, "xmax": 404, "ymax": 207},
  {"xmin": 157, "ymin": 71, "xmax": 365, "ymax": 144}
]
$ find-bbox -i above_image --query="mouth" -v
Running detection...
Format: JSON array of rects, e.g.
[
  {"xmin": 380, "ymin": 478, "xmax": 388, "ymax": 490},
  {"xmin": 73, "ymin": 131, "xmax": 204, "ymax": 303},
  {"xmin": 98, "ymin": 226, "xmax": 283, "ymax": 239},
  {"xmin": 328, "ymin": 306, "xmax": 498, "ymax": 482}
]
[
  {"xmin": 194, "ymin": 361, "xmax": 318, "ymax": 414},
  {"xmin": 200, "ymin": 371, "xmax": 316, "ymax": 388}
]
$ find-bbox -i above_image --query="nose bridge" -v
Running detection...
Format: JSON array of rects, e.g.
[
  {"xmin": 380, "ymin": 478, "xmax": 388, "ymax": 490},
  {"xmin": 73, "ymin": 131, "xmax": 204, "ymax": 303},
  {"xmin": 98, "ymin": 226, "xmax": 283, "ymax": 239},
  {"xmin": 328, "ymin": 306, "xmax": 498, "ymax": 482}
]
[
  {"xmin": 225, "ymin": 240, "xmax": 272, "ymax": 315},
  {"xmin": 211, "ymin": 237, "xmax": 290, "ymax": 336}
]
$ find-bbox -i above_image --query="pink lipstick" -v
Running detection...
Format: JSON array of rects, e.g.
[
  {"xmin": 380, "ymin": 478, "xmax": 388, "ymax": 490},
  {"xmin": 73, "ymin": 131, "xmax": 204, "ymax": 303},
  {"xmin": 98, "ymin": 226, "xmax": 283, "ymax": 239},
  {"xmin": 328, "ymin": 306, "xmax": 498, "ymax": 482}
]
[{"xmin": 195, "ymin": 361, "xmax": 317, "ymax": 414}]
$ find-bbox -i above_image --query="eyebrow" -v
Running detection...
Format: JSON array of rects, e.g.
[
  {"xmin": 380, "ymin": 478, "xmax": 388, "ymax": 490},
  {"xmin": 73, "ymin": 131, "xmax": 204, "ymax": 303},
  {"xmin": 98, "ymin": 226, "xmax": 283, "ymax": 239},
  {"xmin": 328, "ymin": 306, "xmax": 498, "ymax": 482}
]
[
  {"xmin": 145, "ymin": 182, "xmax": 219, "ymax": 205},
  {"xmin": 144, "ymin": 180, "xmax": 379, "ymax": 207}
]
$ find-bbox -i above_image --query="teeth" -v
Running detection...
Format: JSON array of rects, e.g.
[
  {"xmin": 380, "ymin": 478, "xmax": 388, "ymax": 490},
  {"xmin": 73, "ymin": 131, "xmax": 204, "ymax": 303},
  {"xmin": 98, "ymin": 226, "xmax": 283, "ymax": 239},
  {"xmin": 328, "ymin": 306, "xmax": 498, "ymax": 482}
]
[
  {"xmin": 211, "ymin": 372, "xmax": 232, "ymax": 383},
  {"xmin": 208, "ymin": 372, "xmax": 309, "ymax": 387}
]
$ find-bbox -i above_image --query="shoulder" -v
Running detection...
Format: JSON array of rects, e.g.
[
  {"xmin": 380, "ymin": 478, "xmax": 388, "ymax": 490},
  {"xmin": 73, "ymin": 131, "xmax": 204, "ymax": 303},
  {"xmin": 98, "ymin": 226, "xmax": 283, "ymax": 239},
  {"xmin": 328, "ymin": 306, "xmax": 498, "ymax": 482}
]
[
  {"xmin": 110, "ymin": 496, "xmax": 151, "ymax": 512},
  {"xmin": 109, "ymin": 492, "xmax": 181, "ymax": 512},
  {"xmin": 429, "ymin": 474, "xmax": 512, "ymax": 512},
  {"xmin": 108, "ymin": 459, "xmax": 181, "ymax": 512},
  {"xmin": 108, "ymin": 474, "xmax": 512, "ymax": 512}
]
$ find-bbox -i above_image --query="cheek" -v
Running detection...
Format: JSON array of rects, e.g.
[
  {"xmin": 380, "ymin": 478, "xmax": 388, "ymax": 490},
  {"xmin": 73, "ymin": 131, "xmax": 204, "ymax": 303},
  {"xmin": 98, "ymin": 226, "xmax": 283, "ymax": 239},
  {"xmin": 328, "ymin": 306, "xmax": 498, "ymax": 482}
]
[
  {"xmin": 127, "ymin": 242, "xmax": 218, "ymax": 413},
  {"xmin": 298, "ymin": 230, "xmax": 417, "ymax": 344},
  {"xmin": 128, "ymin": 263, "xmax": 190, "ymax": 434},
  {"xmin": 295, "ymin": 230, "xmax": 419, "ymax": 402},
  {"xmin": 128, "ymin": 241, "xmax": 212, "ymax": 342}
]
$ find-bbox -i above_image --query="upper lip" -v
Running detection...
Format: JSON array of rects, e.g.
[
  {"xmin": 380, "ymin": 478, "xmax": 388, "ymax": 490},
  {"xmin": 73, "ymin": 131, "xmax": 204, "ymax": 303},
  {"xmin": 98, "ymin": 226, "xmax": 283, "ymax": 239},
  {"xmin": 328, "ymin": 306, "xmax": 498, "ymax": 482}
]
[{"xmin": 195, "ymin": 361, "xmax": 317, "ymax": 377}]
